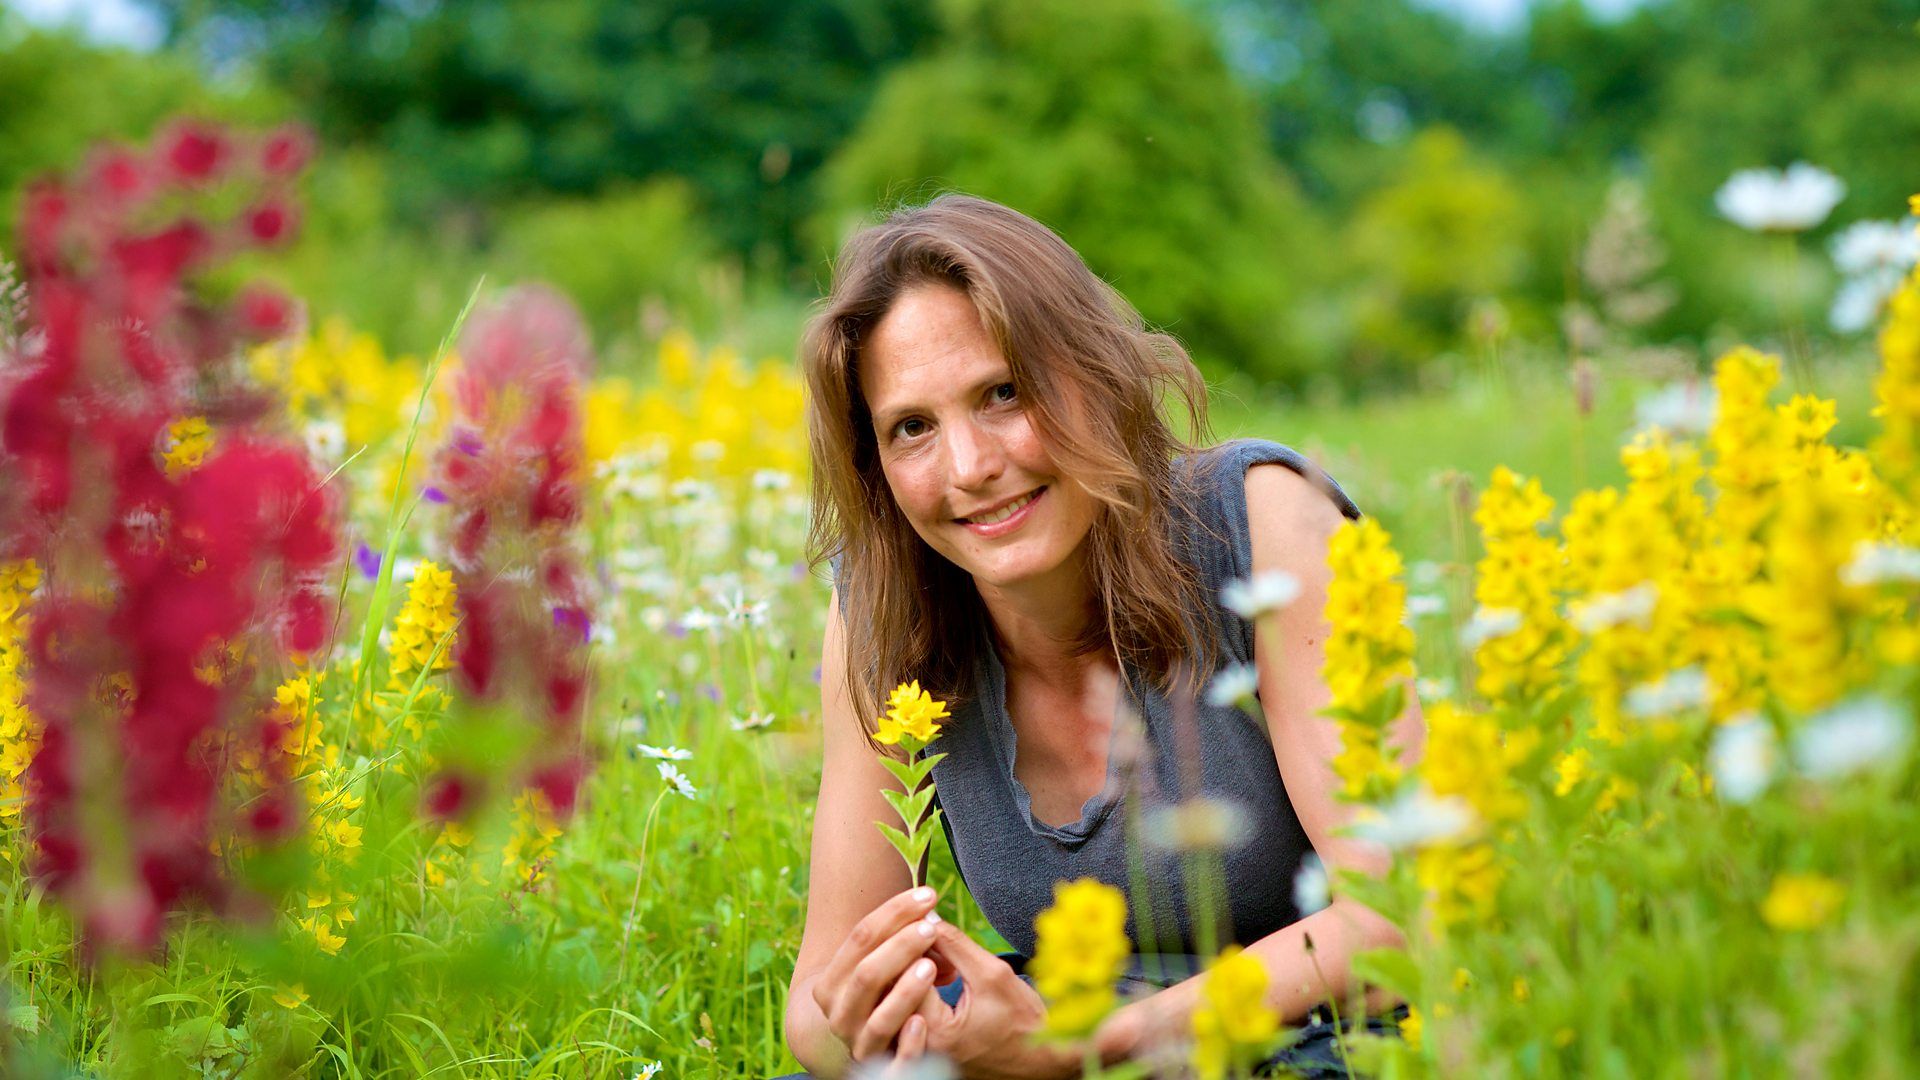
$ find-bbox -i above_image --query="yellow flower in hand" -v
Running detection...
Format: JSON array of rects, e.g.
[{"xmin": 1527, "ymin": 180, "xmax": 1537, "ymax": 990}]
[{"xmin": 874, "ymin": 680, "xmax": 950, "ymax": 747}]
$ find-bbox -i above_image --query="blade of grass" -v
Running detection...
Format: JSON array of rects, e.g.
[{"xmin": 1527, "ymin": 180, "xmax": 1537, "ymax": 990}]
[{"xmin": 352, "ymin": 276, "xmax": 485, "ymax": 726}]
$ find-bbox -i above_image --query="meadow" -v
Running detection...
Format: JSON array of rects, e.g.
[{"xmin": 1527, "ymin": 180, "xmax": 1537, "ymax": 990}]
[{"xmin": 1, "ymin": 120, "xmax": 1916, "ymax": 1080}]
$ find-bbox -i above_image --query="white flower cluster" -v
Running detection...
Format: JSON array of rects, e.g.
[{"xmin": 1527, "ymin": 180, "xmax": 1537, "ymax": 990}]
[{"xmin": 1715, "ymin": 163, "xmax": 1845, "ymax": 233}]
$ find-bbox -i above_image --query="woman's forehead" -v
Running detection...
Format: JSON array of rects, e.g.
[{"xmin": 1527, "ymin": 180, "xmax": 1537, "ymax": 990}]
[{"xmin": 861, "ymin": 286, "xmax": 1010, "ymax": 404}]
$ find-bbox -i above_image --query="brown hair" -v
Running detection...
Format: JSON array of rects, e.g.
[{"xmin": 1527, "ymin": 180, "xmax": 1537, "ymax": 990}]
[{"xmin": 801, "ymin": 193, "xmax": 1214, "ymax": 729}]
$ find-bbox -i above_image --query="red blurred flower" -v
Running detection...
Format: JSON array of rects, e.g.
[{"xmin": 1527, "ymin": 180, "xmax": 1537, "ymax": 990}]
[
  {"xmin": 1, "ymin": 120, "xmax": 337, "ymax": 957},
  {"xmin": 163, "ymin": 122, "xmax": 228, "ymax": 183},
  {"xmin": 245, "ymin": 201, "xmax": 296, "ymax": 246},
  {"xmin": 429, "ymin": 285, "xmax": 597, "ymax": 824}
]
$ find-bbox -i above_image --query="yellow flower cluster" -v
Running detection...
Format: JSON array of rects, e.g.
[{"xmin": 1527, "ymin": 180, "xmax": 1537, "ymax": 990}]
[
  {"xmin": 250, "ymin": 318, "xmax": 422, "ymax": 455},
  {"xmin": 161, "ymin": 416, "xmax": 214, "ymax": 477},
  {"xmin": 874, "ymin": 680, "xmax": 950, "ymax": 748},
  {"xmin": 502, "ymin": 788, "xmax": 565, "ymax": 886},
  {"xmin": 1871, "ymin": 265, "xmax": 1920, "ymax": 504},
  {"xmin": 1760, "ymin": 872, "xmax": 1845, "ymax": 931},
  {"xmin": 390, "ymin": 562, "xmax": 459, "ymax": 683},
  {"xmin": 423, "ymin": 819, "xmax": 476, "ymax": 889},
  {"xmin": 1321, "ymin": 518, "xmax": 1415, "ymax": 798},
  {"xmin": 1, "ymin": 560, "xmax": 41, "ymax": 848},
  {"xmin": 584, "ymin": 330, "xmax": 805, "ymax": 478},
  {"xmin": 1028, "ymin": 877, "xmax": 1129, "ymax": 1038},
  {"xmin": 1471, "ymin": 468, "xmax": 1569, "ymax": 706},
  {"xmin": 246, "ymin": 672, "xmax": 364, "ymax": 956},
  {"xmin": 1415, "ymin": 701, "xmax": 1538, "ymax": 926},
  {"xmin": 1190, "ymin": 946, "xmax": 1280, "ymax": 1080}
]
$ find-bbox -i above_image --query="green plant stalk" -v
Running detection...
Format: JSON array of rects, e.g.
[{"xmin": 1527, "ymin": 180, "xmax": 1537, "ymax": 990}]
[
  {"xmin": 350, "ymin": 277, "xmax": 484, "ymax": 731},
  {"xmin": 875, "ymin": 736, "xmax": 945, "ymax": 889}
]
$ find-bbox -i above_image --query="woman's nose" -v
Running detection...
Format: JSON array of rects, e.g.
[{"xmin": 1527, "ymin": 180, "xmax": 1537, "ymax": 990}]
[{"xmin": 945, "ymin": 418, "xmax": 1005, "ymax": 490}]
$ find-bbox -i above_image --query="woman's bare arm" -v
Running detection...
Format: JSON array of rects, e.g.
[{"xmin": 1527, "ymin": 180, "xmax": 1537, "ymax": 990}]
[{"xmin": 1100, "ymin": 463, "xmax": 1424, "ymax": 1048}]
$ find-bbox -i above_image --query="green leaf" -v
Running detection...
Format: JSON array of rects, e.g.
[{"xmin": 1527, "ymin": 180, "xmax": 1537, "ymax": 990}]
[
  {"xmin": 874, "ymin": 820, "xmax": 917, "ymax": 867},
  {"xmin": 880, "ymin": 787, "xmax": 914, "ymax": 823},
  {"xmin": 6, "ymin": 1004, "xmax": 39, "ymax": 1033},
  {"xmin": 1351, "ymin": 947, "xmax": 1422, "ymax": 1000},
  {"xmin": 908, "ymin": 787, "xmax": 938, "ymax": 826},
  {"xmin": 878, "ymin": 756, "xmax": 918, "ymax": 787}
]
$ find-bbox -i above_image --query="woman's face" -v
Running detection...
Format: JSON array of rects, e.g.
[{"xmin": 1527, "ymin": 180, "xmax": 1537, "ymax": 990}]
[{"xmin": 859, "ymin": 283, "xmax": 1099, "ymax": 595}]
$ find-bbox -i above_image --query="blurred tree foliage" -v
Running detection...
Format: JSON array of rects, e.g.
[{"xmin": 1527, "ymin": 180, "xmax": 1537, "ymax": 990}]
[
  {"xmin": 0, "ymin": 15, "xmax": 284, "ymax": 205},
  {"xmin": 811, "ymin": 0, "xmax": 1324, "ymax": 384},
  {"xmin": 9, "ymin": 0, "xmax": 1919, "ymax": 386},
  {"xmin": 141, "ymin": 0, "xmax": 937, "ymax": 275}
]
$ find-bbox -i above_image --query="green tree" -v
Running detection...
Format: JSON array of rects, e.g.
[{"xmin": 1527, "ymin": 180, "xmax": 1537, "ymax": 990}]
[
  {"xmin": 0, "ymin": 17, "xmax": 283, "ymax": 242},
  {"xmin": 140, "ymin": 0, "xmax": 937, "ymax": 276},
  {"xmin": 812, "ymin": 0, "xmax": 1327, "ymax": 384}
]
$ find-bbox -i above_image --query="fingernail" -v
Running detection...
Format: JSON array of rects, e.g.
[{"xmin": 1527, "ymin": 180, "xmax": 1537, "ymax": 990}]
[
  {"xmin": 917, "ymin": 920, "xmax": 935, "ymax": 938},
  {"xmin": 913, "ymin": 958, "xmax": 935, "ymax": 979},
  {"xmin": 922, "ymin": 911, "xmax": 942, "ymax": 925},
  {"xmin": 912, "ymin": 886, "xmax": 935, "ymax": 902}
]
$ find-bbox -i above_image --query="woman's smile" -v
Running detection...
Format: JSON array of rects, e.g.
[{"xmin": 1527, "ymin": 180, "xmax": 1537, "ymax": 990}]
[{"xmin": 956, "ymin": 486, "xmax": 1046, "ymax": 536}]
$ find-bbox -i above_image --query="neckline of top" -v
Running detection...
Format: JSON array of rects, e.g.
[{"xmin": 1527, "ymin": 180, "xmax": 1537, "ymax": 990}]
[{"xmin": 979, "ymin": 643, "xmax": 1128, "ymax": 845}]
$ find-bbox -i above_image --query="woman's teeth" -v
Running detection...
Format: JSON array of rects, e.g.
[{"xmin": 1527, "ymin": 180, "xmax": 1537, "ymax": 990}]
[{"xmin": 967, "ymin": 489, "xmax": 1038, "ymax": 525}]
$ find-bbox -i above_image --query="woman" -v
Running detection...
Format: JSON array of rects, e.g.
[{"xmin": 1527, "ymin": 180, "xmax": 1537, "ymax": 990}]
[{"xmin": 783, "ymin": 194, "xmax": 1423, "ymax": 1079}]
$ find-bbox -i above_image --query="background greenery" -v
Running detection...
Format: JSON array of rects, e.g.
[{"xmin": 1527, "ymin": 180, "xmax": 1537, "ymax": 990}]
[{"xmin": 5, "ymin": 0, "xmax": 1918, "ymax": 385}]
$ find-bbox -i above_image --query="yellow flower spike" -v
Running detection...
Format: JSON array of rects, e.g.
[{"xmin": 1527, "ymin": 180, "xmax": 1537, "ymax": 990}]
[
  {"xmin": 873, "ymin": 680, "xmax": 950, "ymax": 746},
  {"xmin": 1190, "ymin": 946, "xmax": 1279, "ymax": 1078},
  {"xmin": 1029, "ymin": 878, "xmax": 1129, "ymax": 1038}
]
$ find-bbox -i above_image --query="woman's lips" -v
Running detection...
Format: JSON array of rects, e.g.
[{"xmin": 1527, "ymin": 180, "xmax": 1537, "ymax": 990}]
[{"xmin": 958, "ymin": 486, "xmax": 1046, "ymax": 537}]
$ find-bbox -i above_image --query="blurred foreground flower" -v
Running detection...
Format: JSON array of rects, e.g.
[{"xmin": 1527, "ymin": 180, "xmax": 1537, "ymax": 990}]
[
  {"xmin": 1028, "ymin": 877, "xmax": 1128, "ymax": 1038},
  {"xmin": 1715, "ymin": 163, "xmax": 1845, "ymax": 233},
  {"xmin": 430, "ymin": 284, "xmax": 598, "ymax": 825},
  {"xmin": 0, "ymin": 121, "xmax": 339, "ymax": 954},
  {"xmin": 1191, "ymin": 946, "xmax": 1280, "ymax": 1080}
]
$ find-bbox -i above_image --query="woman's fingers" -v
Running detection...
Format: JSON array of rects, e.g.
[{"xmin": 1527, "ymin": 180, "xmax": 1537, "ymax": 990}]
[
  {"xmin": 830, "ymin": 912, "xmax": 943, "ymax": 1048},
  {"xmin": 852, "ymin": 956, "xmax": 939, "ymax": 1059},
  {"xmin": 812, "ymin": 887, "xmax": 938, "ymax": 1028},
  {"xmin": 895, "ymin": 1015, "xmax": 928, "ymax": 1061}
]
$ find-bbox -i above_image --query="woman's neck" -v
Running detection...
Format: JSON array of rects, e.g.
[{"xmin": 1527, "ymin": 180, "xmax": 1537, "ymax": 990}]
[{"xmin": 973, "ymin": 549, "xmax": 1106, "ymax": 689}]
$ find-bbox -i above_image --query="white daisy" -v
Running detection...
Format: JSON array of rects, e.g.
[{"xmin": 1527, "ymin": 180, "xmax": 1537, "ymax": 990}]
[
  {"xmin": 657, "ymin": 762, "xmax": 698, "ymax": 800},
  {"xmin": 1219, "ymin": 570, "xmax": 1301, "ymax": 620},
  {"xmin": 1715, "ymin": 163, "xmax": 1845, "ymax": 233},
  {"xmin": 1709, "ymin": 715, "xmax": 1778, "ymax": 805},
  {"xmin": 637, "ymin": 744, "xmax": 692, "ymax": 761},
  {"xmin": 1204, "ymin": 663, "xmax": 1260, "ymax": 709}
]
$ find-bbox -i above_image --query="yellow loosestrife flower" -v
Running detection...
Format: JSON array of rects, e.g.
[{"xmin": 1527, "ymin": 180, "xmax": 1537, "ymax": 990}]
[
  {"xmin": 390, "ymin": 561, "xmax": 460, "ymax": 681},
  {"xmin": 1029, "ymin": 878, "xmax": 1129, "ymax": 1038},
  {"xmin": 1470, "ymin": 468, "xmax": 1568, "ymax": 706},
  {"xmin": 874, "ymin": 680, "xmax": 950, "ymax": 746},
  {"xmin": 0, "ymin": 559, "xmax": 40, "ymax": 835},
  {"xmin": 1399, "ymin": 1005, "xmax": 1424, "ymax": 1051},
  {"xmin": 1191, "ymin": 946, "xmax": 1280, "ymax": 1080},
  {"xmin": 1321, "ymin": 519, "xmax": 1415, "ymax": 800},
  {"xmin": 1872, "ymin": 266, "xmax": 1920, "ymax": 502}
]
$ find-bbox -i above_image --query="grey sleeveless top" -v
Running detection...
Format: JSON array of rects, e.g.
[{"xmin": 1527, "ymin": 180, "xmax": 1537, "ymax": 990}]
[{"xmin": 927, "ymin": 439, "xmax": 1361, "ymax": 983}]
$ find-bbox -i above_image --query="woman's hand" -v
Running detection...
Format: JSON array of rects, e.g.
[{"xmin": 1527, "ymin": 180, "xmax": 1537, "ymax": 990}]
[
  {"xmin": 810, "ymin": 885, "xmax": 952, "ymax": 1063},
  {"xmin": 916, "ymin": 923, "xmax": 1083, "ymax": 1080}
]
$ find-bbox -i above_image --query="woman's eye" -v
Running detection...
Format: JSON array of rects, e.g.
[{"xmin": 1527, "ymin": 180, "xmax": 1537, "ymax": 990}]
[
  {"xmin": 992, "ymin": 382, "xmax": 1018, "ymax": 403},
  {"xmin": 895, "ymin": 417, "xmax": 928, "ymax": 439}
]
